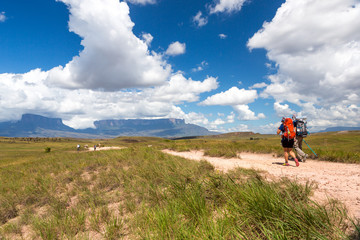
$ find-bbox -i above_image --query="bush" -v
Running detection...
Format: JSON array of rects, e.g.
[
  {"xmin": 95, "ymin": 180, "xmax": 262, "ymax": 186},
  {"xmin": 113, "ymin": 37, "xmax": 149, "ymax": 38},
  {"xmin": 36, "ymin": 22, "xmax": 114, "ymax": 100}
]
[{"xmin": 44, "ymin": 147, "xmax": 51, "ymax": 153}]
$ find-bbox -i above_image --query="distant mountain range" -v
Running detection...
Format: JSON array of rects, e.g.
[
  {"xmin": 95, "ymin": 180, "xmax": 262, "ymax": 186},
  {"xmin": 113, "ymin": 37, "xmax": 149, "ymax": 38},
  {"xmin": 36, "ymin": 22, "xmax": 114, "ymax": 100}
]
[
  {"xmin": 0, "ymin": 114, "xmax": 217, "ymax": 138},
  {"xmin": 1, "ymin": 114, "xmax": 358, "ymax": 138},
  {"xmin": 318, "ymin": 126, "xmax": 360, "ymax": 132}
]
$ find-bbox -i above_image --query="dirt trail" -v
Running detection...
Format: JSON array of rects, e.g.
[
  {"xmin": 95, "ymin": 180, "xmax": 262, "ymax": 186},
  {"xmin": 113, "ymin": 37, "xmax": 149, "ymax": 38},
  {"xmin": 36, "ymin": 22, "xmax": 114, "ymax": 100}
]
[
  {"xmin": 87, "ymin": 146, "xmax": 124, "ymax": 151},
  {"xmin": 162, "ymin": 149, "xmax": 360, "ymax": 220}
]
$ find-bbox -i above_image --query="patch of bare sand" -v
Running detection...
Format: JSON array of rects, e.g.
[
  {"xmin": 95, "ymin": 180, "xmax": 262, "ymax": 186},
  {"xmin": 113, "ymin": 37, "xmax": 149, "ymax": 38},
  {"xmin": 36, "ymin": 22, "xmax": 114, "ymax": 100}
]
[
  {"xmin": 162, "ymin": 149, "xmax": 360, "ymax": 220},
  {"xmin": 88, "ymin": 146, "xmax": 124, "ymax": 151}
]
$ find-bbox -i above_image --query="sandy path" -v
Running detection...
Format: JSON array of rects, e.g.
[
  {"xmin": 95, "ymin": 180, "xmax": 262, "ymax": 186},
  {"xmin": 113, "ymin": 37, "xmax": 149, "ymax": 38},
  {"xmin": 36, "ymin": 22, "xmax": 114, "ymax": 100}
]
[
  {"xmin": 87, "ymin": 146, "xmax": 124, "ymax": 151},
  {"xmin": 162, "ymin": 149, "xmax": 360, "ymax": 220}
]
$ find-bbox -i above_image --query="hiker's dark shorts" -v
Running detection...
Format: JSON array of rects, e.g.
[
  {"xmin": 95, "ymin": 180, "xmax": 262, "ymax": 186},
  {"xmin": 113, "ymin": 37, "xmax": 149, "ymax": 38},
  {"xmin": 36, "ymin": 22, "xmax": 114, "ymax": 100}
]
[{"xmin": 281, "ymin": 138, "xmax": 294, "ymax": 148}]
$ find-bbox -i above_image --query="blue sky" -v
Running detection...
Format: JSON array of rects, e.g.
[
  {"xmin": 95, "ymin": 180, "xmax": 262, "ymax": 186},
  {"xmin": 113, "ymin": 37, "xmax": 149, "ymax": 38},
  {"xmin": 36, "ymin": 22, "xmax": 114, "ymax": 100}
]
[{"xmin": 1, "ymin": 0, "xmax": 359, "ymax": 133}]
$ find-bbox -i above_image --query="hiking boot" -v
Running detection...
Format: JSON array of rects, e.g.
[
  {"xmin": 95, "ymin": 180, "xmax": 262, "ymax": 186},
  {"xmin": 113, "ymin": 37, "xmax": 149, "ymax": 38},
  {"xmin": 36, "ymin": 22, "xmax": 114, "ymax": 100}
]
[
  {"xmin": 294, "ymin": 158, "xmax": 300, "ymax": 167},
  {"xmin": 283, "ymin": 163, "xmax": 290, "ymax": 166}
]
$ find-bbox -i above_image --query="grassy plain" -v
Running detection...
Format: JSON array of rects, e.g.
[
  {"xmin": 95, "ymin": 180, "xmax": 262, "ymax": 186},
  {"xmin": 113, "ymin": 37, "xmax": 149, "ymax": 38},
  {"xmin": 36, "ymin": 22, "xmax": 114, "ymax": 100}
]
[
  {"xmin": 0, "ymin": 131, "xmax": 359, "ymax": 239},
  {"xmin": 155, "ymin": 131, "xmax": 360, "ymax": 163}
]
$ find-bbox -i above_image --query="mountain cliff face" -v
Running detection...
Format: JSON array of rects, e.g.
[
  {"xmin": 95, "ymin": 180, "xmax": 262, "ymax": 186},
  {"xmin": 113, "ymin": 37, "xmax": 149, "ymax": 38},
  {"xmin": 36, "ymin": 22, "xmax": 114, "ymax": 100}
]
[
  {"xmin": 94, "ymin": 118, "xmax": 185, "ymax": 131},
  {"xmin": 78, "ymin": 118, "xmax": 212, "ymax": 137},
  {"xmin": 0, "ymin": 114, "xmax": 75, "ymax": 137},
  {"xmin": 19, "ymin": 114, "xmax": 74, "ymax": 131},
  {"xmin": 0, "ymin": 114, "xmax": 215, "ymax": 138}
]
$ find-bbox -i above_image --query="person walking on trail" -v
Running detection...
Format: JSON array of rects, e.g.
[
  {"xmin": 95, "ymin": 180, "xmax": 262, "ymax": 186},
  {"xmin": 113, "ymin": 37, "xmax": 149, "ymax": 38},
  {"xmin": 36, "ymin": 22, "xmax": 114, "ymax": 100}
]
[
  {"xmin": 292, "ymin": 115, "xmax": 309, "ymax": 162},
  {"xmin": 277, "ymin": 117, "xmax": 300, "ymax": 167}
]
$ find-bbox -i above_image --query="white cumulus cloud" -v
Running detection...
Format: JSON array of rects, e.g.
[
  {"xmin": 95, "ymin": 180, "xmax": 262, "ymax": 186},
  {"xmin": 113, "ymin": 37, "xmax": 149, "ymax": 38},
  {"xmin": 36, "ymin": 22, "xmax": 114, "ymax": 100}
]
[
  {"xmin": 192, "ymin": 61, "xmax": 208, "ymax": 72},
  {"xmin": 226, "ymin": 112, "xmax": 235, "ymax": 123},
  {"xmin": 274, "ymin": 102, "xmax": 294, "ymax": 118},
  {"xmin": 250, "ymin": 82, "xmax": 267, "ymax": 89},
  {"xmin": 193, "ymin": 11, "xmax": 208, "ymax": 27},
  {"xmin": 200, "ymin": 87, "xmax": 265, "ymax": 120},
  {"xmin": 143, "ymin": 73, "xmax": 218, "ymax": 104},
  {"xmin": 227, "ymin": 123, "xmax": 250, "ymax": 132},
  {"xmin": 0, "ymin": 12, "xmax": 6, "ymax": 22},
  {"xmin": 0, "ymin": 70, "xmax": 218, "ymax": 129},
  {"xmin": 200, "ymin": 87, "xmax": 257, "ymax": 106},
  {"xmin": 233, "ymin": 105, "xmax": 265, "ymax": 120},
  {"xmin": 209, "ymin": 0, "xmax": 248, "ymax": 14},
  {"xmin": 165, "ymin": 41, "xmax": 186, "ymax": 56},
  {"xmin": 141, "ymin": 33, "xmax": 153, "ymax": 46},
  {"xmin": 219, "ymin": 33, "xmax": 227, "ymax": 39},
  {"xmin": 248, "ymin": 0, "xmax": 360, "ymax": 128},
  {"xmin": 47, "ymin": 0, "xmax": 171, "ymax": 91}
]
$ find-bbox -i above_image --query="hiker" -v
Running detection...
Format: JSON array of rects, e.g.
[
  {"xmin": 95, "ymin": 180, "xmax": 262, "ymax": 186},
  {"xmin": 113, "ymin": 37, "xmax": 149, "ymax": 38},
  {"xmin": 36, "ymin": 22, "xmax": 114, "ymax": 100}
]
[
  {"xmin": 77, "ymin": 144, "xmax": 80, "ymax": 151},
  {"xmin": 94, "ymin": 144, "xmax": 96, "ymax": 151},
  {"xmin": 277, "ymin": 117, "xmax": 300, "ymax": 167},
  {"xmin": 292, "ymin": 115, "xmax": 309, "ymax": 162}
]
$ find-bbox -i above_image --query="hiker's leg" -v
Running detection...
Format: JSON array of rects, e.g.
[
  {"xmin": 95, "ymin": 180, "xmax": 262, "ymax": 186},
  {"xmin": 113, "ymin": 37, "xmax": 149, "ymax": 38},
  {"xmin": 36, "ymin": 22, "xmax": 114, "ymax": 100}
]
[
  {"xmin": 298, "ymin": 136, "xmax": 303, "ymax": 150},
  {"xmin": 290, "ymin": 148, "xmax": 300, "ymax": 166},
  {"xmin": 281, "ymin": 139, "xmax": 290, "ymax": 164},
  {"xmin": 289, "ymin": 139, "xmax": 297, "ymax": 159},
  {"xmin": 284, "ymin": 148, "xmax": 289, "ymax": 163},
  {"xmin": 294, "ymin": 136, "xmax": 306, "ymax": 161},
  {"xmin": 289, "ymin": 149, "xmax": 297, "ymax": 159},
  {"xmin": 288, "ymin": 139, "xmax": 300, "ymax": 166},
  {"xmin": 293, "ymin": 138, "xmax": 299, "ymax": 158}
]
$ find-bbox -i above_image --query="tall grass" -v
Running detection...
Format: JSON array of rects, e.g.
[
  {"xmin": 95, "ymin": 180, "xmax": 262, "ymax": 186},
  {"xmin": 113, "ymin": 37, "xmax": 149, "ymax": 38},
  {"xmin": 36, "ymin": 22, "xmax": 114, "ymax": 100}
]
[
  {"xmin": 0, "ymin": 137, "xmax": 359, "ymax": 239},
  {"xmin": 136, "ymin": 167, "xmax": 354, "ymax": 239}
]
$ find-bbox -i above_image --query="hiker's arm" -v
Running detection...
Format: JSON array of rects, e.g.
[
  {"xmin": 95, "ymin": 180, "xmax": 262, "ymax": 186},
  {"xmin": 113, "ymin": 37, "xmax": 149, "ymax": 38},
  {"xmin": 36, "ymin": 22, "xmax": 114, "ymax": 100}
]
[{"xmin": 277, "ymin": 128, "xmax": 281, "ymax": 135}]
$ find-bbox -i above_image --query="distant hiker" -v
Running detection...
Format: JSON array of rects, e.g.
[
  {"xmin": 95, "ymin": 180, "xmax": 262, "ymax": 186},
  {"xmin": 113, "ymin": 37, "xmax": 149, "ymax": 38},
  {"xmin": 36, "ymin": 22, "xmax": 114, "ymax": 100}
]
[
  {"xmin": 292, "ymin": 115, "xmax": 309, "ymax": 162},
  {"xmin": 94, "ymin": 144, "xmax": 96, "ymax": 151},
  {"xmin": 77, "ymin": 144, "xmax": 80, "ymax": 151},
  {"xmin": 277, "ymin": 117, "xmax": 300, "ymax": 167}
]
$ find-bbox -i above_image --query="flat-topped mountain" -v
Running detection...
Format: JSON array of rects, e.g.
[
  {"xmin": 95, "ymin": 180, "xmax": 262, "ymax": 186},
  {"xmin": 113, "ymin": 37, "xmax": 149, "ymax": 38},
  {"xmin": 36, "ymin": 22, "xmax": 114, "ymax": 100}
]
[
  {"xmin": 0, "ymin": 114, "xmax": 216, "ymax": 138},
  {"xmin": 94, "ymin": 118, "xmax": 185, "ymax": 131},
  {"xmin": 319, "ymin": 126, "xmax": 360, "ymax": 132},
  {"xmin": 19, "ymin": 114, "xmax": 74, "ymax": 131}
]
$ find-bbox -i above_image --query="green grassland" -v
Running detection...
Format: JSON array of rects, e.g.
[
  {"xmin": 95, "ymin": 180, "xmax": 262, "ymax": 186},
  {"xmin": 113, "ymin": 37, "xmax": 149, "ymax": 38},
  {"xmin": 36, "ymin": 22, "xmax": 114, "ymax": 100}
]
[
  {"xmin": 0, "ymin": 132, "xmax": 359, "ymax": 239},
  {"xmin": 153, "ymin": 131, "xmax": 360, "ymax": 163}
]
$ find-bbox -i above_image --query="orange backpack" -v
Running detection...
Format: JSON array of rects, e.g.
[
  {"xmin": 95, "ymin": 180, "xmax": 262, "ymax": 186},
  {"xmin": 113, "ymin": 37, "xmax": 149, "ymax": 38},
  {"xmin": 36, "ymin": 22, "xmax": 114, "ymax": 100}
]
[{"xmin": 283, "ymin": 118, "xmax": 296, "ymax": 139}]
